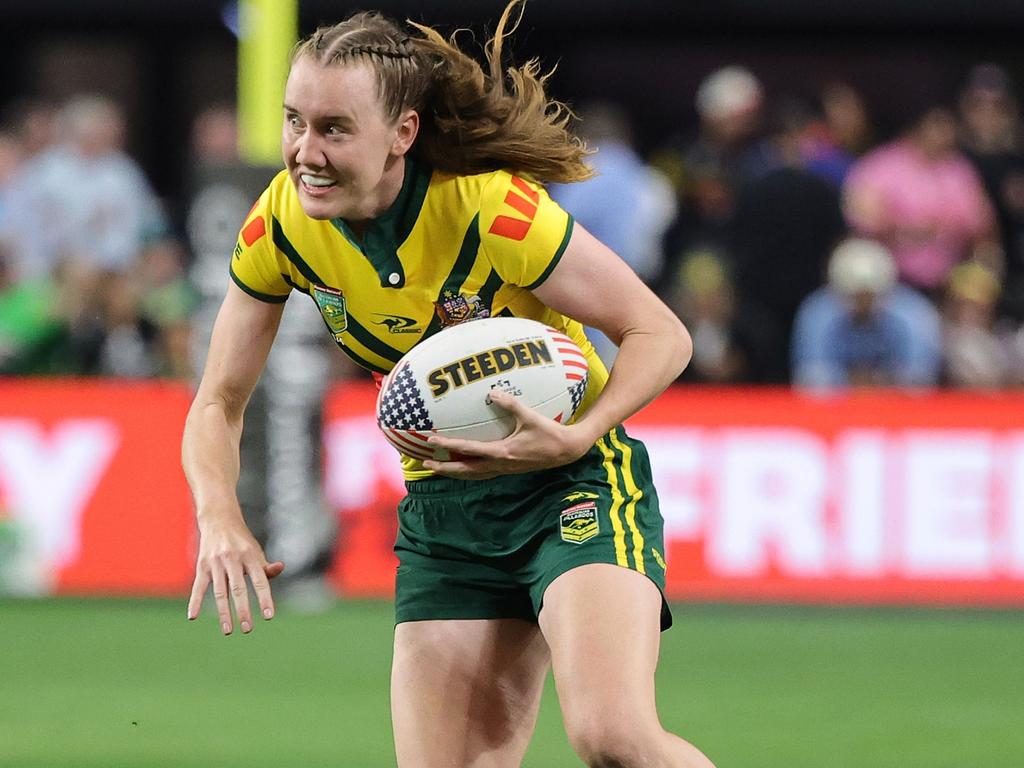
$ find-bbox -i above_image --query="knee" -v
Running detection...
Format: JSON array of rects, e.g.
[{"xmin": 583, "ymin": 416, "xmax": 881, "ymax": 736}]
[{"xmin": 565, "ymin": 716, "xmax": 662, "ymax": 768}]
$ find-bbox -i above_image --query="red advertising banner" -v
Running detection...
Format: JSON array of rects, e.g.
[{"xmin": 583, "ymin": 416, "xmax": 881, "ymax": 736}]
[
  {"xmin": 324, "ymin": 384, "xmax": 1024, "ymax": 606},
  {"xmin": 0, "ymin": 379, "xmax": 195, "ymax": 595}
]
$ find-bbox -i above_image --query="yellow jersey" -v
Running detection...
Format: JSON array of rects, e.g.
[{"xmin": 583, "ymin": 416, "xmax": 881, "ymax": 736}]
[{"xmin": 231, "ymin": 158, "xmax": 609, "ymax": 479}]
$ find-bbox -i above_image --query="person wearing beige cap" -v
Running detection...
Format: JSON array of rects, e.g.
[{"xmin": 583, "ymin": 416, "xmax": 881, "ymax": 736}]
[{"xmin": 791, "ymin": 238, "xmax": 942, "ymax": 388}]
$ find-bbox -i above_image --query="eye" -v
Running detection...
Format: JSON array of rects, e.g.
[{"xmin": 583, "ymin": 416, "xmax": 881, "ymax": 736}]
[
  {"xmin": 285, "ymin": 113, "xmax": 303, "ymax": 130},
  {"xmin": 326, "ymin": 123, "xmax": 345, "ymax": 136}
]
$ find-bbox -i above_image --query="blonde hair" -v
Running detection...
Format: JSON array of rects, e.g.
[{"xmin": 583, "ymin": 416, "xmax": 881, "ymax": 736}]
[{"xmin": 290, "ymin": 1, "xmax": 592, "ymax": 184}]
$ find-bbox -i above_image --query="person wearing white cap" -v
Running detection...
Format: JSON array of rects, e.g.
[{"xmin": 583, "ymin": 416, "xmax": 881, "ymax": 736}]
[{"xmin": 791, "ymin": 238, "xmax": 943, "ymax": 388}]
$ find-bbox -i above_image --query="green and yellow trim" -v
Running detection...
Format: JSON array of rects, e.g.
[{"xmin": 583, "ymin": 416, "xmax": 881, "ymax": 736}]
[{"xmin": 596, "ymin": 426, "xmax": 646, "ymax": 574}]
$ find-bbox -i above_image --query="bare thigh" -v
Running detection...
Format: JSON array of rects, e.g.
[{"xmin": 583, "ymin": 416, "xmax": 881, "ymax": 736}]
[
  {"xmin": 540, "ymin": 564, "xmax": 716, "ymax": 767},
  {"xmin": 391, "ymin": 618, "xmax": 550, "ymax": 768}
]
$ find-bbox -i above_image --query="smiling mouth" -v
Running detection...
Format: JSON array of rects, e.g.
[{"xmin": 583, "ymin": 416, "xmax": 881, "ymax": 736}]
[{"xmin": 299, "ymin": 173, "xmax": 337, "ymax": 193}]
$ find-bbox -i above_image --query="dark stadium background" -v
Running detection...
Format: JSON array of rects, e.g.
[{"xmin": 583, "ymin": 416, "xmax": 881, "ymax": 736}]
[{"xmin": 2, "ymin": 2, "xmax": 1024, "ymax": 767}]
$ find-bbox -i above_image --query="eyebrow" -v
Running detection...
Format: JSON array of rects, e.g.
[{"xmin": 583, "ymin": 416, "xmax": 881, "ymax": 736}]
[{"xmin": 283, "ymin": 104, "xmax": 354, "ymax": 123}]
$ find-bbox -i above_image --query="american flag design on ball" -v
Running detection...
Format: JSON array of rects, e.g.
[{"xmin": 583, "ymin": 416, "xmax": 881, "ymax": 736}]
[{"xmin": 377, "ymin": 363, "xmax": 437, "ymax": 460}]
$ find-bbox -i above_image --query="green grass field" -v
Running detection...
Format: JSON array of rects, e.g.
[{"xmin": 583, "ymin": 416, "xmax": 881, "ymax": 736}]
[{"xmin": 1, "ymin": 598, "xmax": 1021, "ymax": 767}]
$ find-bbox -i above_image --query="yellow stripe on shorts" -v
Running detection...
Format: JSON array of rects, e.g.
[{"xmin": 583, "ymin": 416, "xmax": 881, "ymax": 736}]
[
  {"xmin": 609, "ymin": 427, "xmax": 646, "ymax": 575},
  {"xmin": 596, "ymin": 435, "xmax": 629, "ymax": 568}
]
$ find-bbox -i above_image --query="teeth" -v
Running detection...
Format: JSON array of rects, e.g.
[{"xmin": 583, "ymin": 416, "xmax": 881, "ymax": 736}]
[{"xmin": 301, "ymin": 174, "xmax": 334, "ymax": 188}]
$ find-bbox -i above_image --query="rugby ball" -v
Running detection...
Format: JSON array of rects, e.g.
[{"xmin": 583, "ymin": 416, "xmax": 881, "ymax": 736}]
[{"xmin": 376, "ymin": 317, "xmax": 589, "ymax": 461}]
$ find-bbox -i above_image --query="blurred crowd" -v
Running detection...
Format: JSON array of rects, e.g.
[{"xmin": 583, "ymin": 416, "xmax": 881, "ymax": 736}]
[
  {"xmin": 557, "ymin": 62, "xmax": 1024, "ymax": 389},
  {"xmin": 2, "ymin": 61, "xmax": 1024, "ymax": 389}
]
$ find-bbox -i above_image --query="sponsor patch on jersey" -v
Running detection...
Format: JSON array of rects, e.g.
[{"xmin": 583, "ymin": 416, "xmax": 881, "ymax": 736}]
[
  {"xmin": 372, "ymin": 313, "xmax": 421, "ymax": 334},
  {"xmin": 560, "ymin": 501, "xmax": 599, "ymax": 544},
  {"xmin": 313, "ymin": 284, "xmax": 348, "ymax": 339},
  {"xmin": 434, "ymin": 290, "xmax": 490, "ymax": 327}
]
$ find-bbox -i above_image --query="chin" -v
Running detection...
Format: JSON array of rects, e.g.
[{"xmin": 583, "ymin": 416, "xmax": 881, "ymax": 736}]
[{"xmin": 297, "ymin": 194, "xmax": 343, "ymax": 221}]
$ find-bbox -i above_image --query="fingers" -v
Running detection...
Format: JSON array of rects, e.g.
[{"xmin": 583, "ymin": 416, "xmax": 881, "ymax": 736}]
[
  {"xmin": 486, "ymin": 389, "xmax": 535, "ymax": 419},
  {"xmin": 248, "ymin": 558, "xmax": 278, "ymax": 621},
  {"xmin": 187, "ymin": 569, "xmax": 211, "ymax": 620},
  {"xmin": 211, "ymin": 567, "xmax": 233, "ymax": 635},
  {"xmin": 226, "ymin": 560, "xmax": 253, "ymax": 634},
  {"xmin": 265, "ymin": 561, "xmax": 286, "ymax": 580}
]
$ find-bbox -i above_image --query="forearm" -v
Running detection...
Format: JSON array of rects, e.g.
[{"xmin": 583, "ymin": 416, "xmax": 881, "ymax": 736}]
[
  {"xmin": 572, "ymin": 317, "xmax": 691, "ymax": 445},
  {"xmin": 181, "ymin": 398, "xmax": 246, "ymax": 525}
]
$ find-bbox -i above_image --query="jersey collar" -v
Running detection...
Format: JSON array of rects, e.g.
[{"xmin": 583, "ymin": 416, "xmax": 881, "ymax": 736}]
[{"xmin": 330, "ymin": 156, "xmax": 432, "ymax": 289}]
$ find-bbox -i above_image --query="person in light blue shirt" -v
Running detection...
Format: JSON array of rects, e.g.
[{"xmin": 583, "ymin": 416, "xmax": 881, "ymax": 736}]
[
  {"xmin": 551, "ymin": 102, "xmax": 676, "ymax": 366},
  {"xmin": 792, "ymin": 238, "xmax": 943, "ymax": 388}
]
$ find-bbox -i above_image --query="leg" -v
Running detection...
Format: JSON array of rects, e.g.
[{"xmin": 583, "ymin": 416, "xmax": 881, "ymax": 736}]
[
  {"xmin": 391, "ymin": 618, "xmax": 550, "ymax": 768},
  {"xmin": 539, "ymin": 564, "xmax": 716, "ymax": 768}
]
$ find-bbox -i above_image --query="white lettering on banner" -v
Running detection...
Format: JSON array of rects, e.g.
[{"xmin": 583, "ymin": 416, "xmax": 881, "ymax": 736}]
[
  {"xmin": 0, "ymin": 419, "xmax": 120, "ymax": 573},
  {"xmin": 323, "ymin": 418, "xmax": 404, "ymax": 511},
  {"xmin": 901, "ymin": 431, "xmax": 994, "ymax": 578},
  {"xmin": 708, "ymin": 429, "xmax": 829, "ymax": 577},
  {"xmin": 631, "ymin": 427, "xmax": 704, "ymax": 540},
  {"xmin": 835, "ymin": 431, "xmax": 888, "ymax": 576},
  {"xmin": 1008, "ymin": 435, "xmax": 1024, "ymax": 575},
  {"xmin": 324, "ymin": 415, "xmax": 1024, "ymax": 583}
]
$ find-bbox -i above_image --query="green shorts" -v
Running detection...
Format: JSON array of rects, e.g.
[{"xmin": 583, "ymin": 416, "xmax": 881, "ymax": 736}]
[{"xmin": 394, "ymin": 425, "xmax": 672, "ymax": 630}]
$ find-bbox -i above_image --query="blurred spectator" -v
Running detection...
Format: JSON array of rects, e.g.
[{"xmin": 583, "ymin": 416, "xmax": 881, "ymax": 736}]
[
  {"xmin": 0, "ymin": 241, "xmax": 66, "ymax": 374},
  {"xmin": 669, "ymin": 250, "xmax": 781, "ymax": 384},
  {"xmin": 1, "ymin": 94, "xmax": 167, "ymax": 282},
  {"xmin": 137, "ymin": 237, "xmax": 200, "ymax": 379},
  {"xmin": 843, "ymin": 106, "xmax": 998, "ymax": 295},
  {"xmin": 730, "ymin": 107, "xmax": 848, "ymax": 382},
  {"xmin": 957, "ymin": 63, "xmax": 1024, "ymax": 321},
  {"xmin": 0, "ymin": 98, "xmax": 58, "ymax": 159},
  {"xmin": 550, "ymin": 101, "xmax": 676, "ymax": 365},
  {"xmin": 820, "ymin": 82, "xmax": 874, "ymax": 158},
  {"xmin": 792, "ymin": 238, "xmax": 943, "ymax": 388},
  {"xmin": 190, "ymin": 102, "xmax": 239, "ymax": 164},
  {"xmin": 654, "ymin": 65, "xmax": 765, "ymax": 276},
  {"xmin": 941, "ymin": 260, "xmax": 1024, "ymax": 387}
]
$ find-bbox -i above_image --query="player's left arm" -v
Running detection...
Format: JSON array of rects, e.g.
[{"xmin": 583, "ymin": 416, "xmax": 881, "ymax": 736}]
[
  {"xmin": 530, "ymin": 222, "xmax": 692, "ymax": 443},
  {"xmin": 425, "ymin": 223, "xmax": 690, "ymax": 478}
]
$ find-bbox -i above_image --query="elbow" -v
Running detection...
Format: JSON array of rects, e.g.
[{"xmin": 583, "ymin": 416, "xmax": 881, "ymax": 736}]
[{"xmin": 666, "ymin": 312, "xmax": 692, "ymax": 379}]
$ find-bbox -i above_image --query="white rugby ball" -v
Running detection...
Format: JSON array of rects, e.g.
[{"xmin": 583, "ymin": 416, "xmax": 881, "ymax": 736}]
[{"xmin": 376, "ymin": 317, "xmax": 589, "ymax": 461}]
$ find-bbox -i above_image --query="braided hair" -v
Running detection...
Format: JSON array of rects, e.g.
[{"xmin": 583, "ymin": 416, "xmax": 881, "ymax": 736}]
[{"xmin": 290, "ymin": 1, "xmax": 592, "ymax": 184}]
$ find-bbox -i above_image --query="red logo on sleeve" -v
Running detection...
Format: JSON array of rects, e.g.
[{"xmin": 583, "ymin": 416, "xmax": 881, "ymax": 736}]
[
  {"xmin": 488, "ymin": 176, "xmax": 539, "ymax": 241},
  {"xmin": 241, "ymin": 215, "xmax": 266, "ymax": 247}
]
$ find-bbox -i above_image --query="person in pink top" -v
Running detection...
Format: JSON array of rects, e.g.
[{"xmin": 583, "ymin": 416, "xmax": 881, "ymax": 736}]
[{"xmin": 842, "ymin": 106, "xmax": 999, "ymax": 293}]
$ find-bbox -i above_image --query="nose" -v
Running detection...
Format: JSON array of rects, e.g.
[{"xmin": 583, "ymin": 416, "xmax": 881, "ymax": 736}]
[{"xmin": 293, "ymin": 129, "xmax": 326, "ymax": 168}]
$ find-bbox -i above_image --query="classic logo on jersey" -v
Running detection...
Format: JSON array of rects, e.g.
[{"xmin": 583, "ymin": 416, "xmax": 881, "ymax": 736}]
[
  {"xmin": 434, "ymin": 290, "xmax": 490, "ymax": 327},
  {"xmin": 373, "ymin": 313, "xmax": 421, "ymax": 334},
  {"xmin": 427, "ymin": 338, "xmax": 553, "ymax": 398},
  {"xmin": 312, "ymin": 285, "xmax": 348, "ymax": 340},
  {"xmin": 488, "ymin": 176, "xmax": 540, "ymax": 241},
  {"xmin": 560, "ymin": 501, "xmax": 599, "ymax": 544},
  {"xmin": 562, "ymin": 490, "xmax": 599, "ymax": 503}
]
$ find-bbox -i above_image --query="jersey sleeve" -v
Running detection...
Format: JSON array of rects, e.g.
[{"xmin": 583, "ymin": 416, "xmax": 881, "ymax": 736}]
[
  {"xmin": 478, "ymin": 171, "xmax": 575, "ymax": 289},
  {"xmin": 229, "ymin": 188, "xmax": 292, "ymax": 303}
]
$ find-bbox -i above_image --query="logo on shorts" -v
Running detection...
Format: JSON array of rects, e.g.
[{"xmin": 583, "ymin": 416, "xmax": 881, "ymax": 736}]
[{"xmin": 560, "ymin": 502, "xmax": 599, "ymax": 544}]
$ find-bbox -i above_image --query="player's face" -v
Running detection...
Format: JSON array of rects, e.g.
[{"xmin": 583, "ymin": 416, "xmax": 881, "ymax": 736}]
[{"xmin": 283, "ymin": 56, "xmax": 405, "ymax": 221}]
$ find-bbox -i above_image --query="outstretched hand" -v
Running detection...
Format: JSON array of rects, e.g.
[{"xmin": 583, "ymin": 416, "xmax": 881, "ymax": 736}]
[
  {"xmin": 187, "ymin": 516, "xmax": 285, "ymax": 636},
  {"xmin": 423, "ymin": 389, "xmax": 593, "ymax": 480}
]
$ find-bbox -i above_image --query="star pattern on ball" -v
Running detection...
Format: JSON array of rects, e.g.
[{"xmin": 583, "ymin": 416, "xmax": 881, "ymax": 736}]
[
  {"xmin": 379, "ymin": 363, "xmax": 434, "ymax": 431},
  {"xmin": 569, "ymin": 375, "xmax": 588, "ymax": 416}
]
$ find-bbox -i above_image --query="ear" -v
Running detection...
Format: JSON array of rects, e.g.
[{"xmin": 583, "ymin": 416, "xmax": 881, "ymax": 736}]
[{"xmin": 392, "ymin": 109, "xmax": 420, "ymax": 156}]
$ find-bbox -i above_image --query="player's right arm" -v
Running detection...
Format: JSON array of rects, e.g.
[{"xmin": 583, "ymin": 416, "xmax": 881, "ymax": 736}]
[{"xmin": 182, "ymin": 282, "xmax": 286, "ymax": 635}]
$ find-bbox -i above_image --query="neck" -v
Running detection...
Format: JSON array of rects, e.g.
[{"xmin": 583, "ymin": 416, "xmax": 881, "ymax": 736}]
[{"xmin": 350, "ymin": 154, "xmax": 407, "ymax": 230}]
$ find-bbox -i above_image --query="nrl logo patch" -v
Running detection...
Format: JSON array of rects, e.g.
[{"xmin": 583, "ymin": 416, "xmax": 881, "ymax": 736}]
[
  {"xmin": 560, "ymin": 501, "xmax": 599, "ymax": 544},
  {"xmin": 434, "ymin": 290, "xmax": 490, "ymax": 328},
  {"xmin": 313, "ymin": 284, "xmax": 348, "ymax": 340}
]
